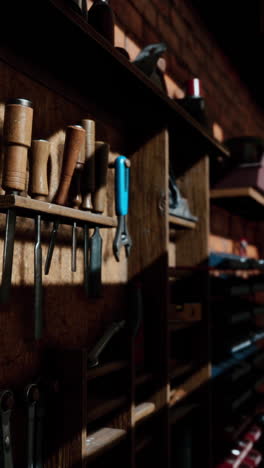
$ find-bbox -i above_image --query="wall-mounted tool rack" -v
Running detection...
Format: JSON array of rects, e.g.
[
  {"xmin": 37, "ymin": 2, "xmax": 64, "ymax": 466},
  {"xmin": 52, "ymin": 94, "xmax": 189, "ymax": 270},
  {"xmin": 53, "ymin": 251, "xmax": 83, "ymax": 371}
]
[{"xmin": 0, "ymin": 195, "xmax": 117, "ymax": 228}]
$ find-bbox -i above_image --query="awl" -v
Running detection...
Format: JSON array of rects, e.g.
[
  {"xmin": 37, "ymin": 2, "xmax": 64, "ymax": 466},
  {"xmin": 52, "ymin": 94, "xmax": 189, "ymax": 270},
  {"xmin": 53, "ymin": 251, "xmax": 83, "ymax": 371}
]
[
  {"xmin": 1, "ymin": 98, "xmax": 34, "ymax": 303},
  {"xmin": 30, "ymin": 139, "xmax": 50, "ymax": 339},
  {"xmin": 44, "ymin": 125, "xmax": 86, "ymax": 274}
]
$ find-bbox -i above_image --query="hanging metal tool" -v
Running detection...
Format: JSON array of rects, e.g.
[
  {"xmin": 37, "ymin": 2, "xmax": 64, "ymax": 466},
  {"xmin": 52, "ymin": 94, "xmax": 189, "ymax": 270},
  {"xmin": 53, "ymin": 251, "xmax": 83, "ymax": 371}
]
[
  {"xmin": 69, "ymin": 139, "xmax": 85, "ymax": 272},
  {"xmin": 89, "ymin": 141, "xmax": 109, "ymax": 297},
  {"xmin": 24, "ymin": 383, "xmax": 40, "ymax": 468},
  {"xmin": 113, "ymin": 156, "xmax": 132, "ymax": 261},
  {"xmin": 0, "ymin": 390, "xmax": 14, "ymax": 468},
  {"xmin": 1, "ymin": 98, "xmax": 34, "ymax": 303},
  {"xmin": 80, "ymin": 119, "xmax": 95, "ymax": 295},
  {"xmin": 44, "ymin": 125, "xmax": 86, "ymax": 274},
  {"xmin": 30, "ymin": 139, "xmax": 50, "ymax": 339},
  {"xmin": 87, "ymin": 320, "xmax": 126, "ymax": 368}
]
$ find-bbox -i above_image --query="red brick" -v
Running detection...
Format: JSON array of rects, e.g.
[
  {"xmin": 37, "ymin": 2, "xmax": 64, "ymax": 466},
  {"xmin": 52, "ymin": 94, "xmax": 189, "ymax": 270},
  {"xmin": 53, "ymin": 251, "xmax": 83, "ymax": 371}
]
[
  {"xmin": 170, "ymin": 7, "xmax": 189, "ymax": 40},
  {"xmin": 142, "ymin": 23, "xmax": 161, "ymax": 46},
  {"xmin": 112, "ymin": 0, "xmax": 143, "ymax": 39},
  {"xmin": 157, "ymin": 15, "xmax": 180, "ymax": 53},
  {"xmin": 151, "ymin": 0, "xmax": 169, "ymax": 18}
]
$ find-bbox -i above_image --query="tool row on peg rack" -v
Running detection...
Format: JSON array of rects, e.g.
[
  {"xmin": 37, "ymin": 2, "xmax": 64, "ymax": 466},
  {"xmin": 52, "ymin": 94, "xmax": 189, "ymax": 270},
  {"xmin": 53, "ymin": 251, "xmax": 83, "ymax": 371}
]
[
  {"xmin": 0, "ymin": 98, "xmax": 132, "ymax": 339},
  {"xmin": 0, "ymin": 379, "xmax": 58, "ymax": 468}
]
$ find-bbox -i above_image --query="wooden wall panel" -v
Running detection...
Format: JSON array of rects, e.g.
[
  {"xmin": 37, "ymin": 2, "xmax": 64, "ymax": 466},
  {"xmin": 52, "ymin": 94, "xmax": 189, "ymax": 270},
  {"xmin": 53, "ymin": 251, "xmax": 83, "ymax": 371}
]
[{"xmin": 0, "ymin": 60, "xmax": 131, "ymax": 466}]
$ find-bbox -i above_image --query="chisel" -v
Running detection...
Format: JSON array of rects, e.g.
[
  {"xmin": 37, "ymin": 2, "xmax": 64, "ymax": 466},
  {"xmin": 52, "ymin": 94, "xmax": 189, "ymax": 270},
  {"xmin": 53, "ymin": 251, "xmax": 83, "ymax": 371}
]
[
  {"xmin": 1, "ymin": 98, "xmax": 34, "ymax": 304},
  {"xmin": 89, "ymin": 141, "xmax": 109, "ymax": 297},
  {"xmin": 80, "ymin": 119, "xmax": 95, "ymax": 295},
  {"xmin": 44, "ymin": 125, "xmax": 86, "ymax": 274},
  {"xmin": 69, "ymin": 141, "xmax": 85, "ymax": 272},
  {"xmin": 30, "ymin": 139, "xmax": 50, "ymax": 339}
]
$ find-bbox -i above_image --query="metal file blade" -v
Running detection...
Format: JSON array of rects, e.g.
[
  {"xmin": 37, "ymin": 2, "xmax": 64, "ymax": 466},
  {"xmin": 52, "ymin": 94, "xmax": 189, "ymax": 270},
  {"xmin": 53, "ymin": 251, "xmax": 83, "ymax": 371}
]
[
  {"xmin": 44, "ymin": 219, "xmax": 59, "ymax": 275},
  {"xmin": 34, "ymin": 215, "xmax": 43, "ymax": 340},
  {"xmin": 1, "ymin": 208, "xmax": 16, "ymax": 304},
  {"xmin": 89, "ymin": 226, "xmax": 102, "ymax": 298}
]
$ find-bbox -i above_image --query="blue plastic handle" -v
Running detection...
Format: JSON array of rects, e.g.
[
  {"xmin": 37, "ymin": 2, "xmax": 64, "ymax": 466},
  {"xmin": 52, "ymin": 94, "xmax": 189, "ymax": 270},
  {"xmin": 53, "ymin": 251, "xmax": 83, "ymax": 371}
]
[{"xmin": 114, "ymin": 155, "xmax": 129, "ymax": 216}]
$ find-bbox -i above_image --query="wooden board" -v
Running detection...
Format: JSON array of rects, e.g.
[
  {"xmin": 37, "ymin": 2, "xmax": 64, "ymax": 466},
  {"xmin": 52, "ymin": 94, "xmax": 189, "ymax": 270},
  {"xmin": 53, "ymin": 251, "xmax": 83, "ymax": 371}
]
[
  {"xmin": 169, "ymin": 215, "xmax": 197, "ymax": 229},
  {"xmin": 86, "ymin": 427, "xmax": 126, "ymax": 459},
  {"xmin": 210, "ymin": 187, "xmax": 264, "ymax": 220},
  {"xmin": 0, "ymin": 194, "xmax": 117, "ymax": 227}
]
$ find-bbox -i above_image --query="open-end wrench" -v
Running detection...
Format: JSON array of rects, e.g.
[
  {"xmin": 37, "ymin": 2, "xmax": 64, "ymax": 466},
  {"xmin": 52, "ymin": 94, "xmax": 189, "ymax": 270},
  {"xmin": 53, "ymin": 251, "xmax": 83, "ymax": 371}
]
[
  {"xmin": 24, "ymin": 383, "xmax": 40, "ymax": 468},
  {"xmin": 0, "ymin": 390, "xmax": 14, "ymax": 468},
  {"xmin": 113, "ymin": 156, "xmax": 132, "ymax": 261}
]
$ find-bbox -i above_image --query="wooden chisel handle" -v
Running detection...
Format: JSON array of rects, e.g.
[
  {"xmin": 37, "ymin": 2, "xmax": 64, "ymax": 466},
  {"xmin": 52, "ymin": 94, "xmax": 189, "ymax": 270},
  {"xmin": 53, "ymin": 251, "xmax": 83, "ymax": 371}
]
[
  {"xmin": 92, "ymin": 141, "xmax": 109, "ymax": 214},
  {"xmin": 69, "ymin": 142, "xmax": 85, "ymax": 210},
  {"xmin": 54, "ymin": 125, "xmax": 86, "ymax": 206},
  {"xmin": 81, "ymin": 119, "xmax": 95, "ymax": 210},
  {"xmin": 3, "ymin": 98, "xmax": 33, "ymax": 193},
  {"xmin": 30, "ymin": 139, "xmax": 50, "ymax": 201}
]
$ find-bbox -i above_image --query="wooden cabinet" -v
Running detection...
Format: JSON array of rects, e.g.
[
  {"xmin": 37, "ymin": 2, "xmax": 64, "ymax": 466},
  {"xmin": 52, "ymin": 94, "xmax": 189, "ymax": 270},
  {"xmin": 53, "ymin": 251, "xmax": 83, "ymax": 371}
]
[{"xmin": 0, "ymin": 1, "xmax": 229, "ymax": 467}]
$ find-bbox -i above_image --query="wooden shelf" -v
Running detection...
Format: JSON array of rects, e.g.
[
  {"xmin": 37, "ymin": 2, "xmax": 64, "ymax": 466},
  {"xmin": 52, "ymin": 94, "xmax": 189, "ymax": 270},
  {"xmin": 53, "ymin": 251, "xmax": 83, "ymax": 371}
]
[
  {"xmin": 0, "ymin": 194, "xmax": 116, "ymax": 228},
  {"xmin": 0, "ymin": 0, "xmax": 229, "ymax": 161},
  {"xmin": 87, "ymin": 361, "xmax": 128, "ymax": 381},
  {"xmin": 135, "ymin": 436, "xmax": 153, "ymax": 453},
  {"xmin": 170, "ymin": 364, "xmax": 210, "ymax": 407},
  {"xmin": 210, "ymin": 187, "xmax": 264, "ymax": 220},
  {"xmin": 135, "ymin": 372, "xmax": 153, "ymax": 387},
  {"xmin": 169, "ymin": 362, "xmax": 194, "ymax": 380},
  {"xmin": 134, "ymin": 402, "xmax": 156, "ymax": 424},
  {"xmin": 169, "ymin": 215, "xmax": 197, "ymax": 230},
  {"xmin": 169, "ymin": 403, "xmax": 198, "ymax": 425},
  {"xmin": 169, "ymin": 321, "xmax": 198, "ymax": 332},
  {"xmin": 85, "ymin": 427, "xmax": 126, "ymax": 459},
  {"xmin": 87, "ymin": 397, "xmax": 127, "ymax": 424}
]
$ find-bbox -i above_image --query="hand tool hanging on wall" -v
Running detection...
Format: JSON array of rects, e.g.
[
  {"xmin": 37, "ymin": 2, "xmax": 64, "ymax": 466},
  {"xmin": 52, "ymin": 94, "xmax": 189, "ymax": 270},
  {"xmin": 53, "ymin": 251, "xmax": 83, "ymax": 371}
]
[
  {"xmin": 44, "ymin": 125, "xmax": 86, "ymax": 274},
  {"xmin": 87, "ymin": 320, "xmax": 125, "ymax": 367},
  {"xmin": 1, "ymin": 98, "xmax": 34, "ymax": 304},
  {"xmin": 81, "ymin": 119, "xmax": 95, "ymax": 295},
  {"xmin": 113, "ymin": 156, "xmax": 132, "ymax": 261},
  {"xmin": 30, "ymin": 139, "xmax": 50, "ymax": 339},
  {"xmin": 0, "ymin": 390, "xmax": 14, "ymax": 468},
  {"xmin": 69, "ymin": 140, "xmax": 85, "ymax": 272},
  {"xmin": 24, "ymin": 383, "xmax": 40, "ymax": 468},
  {"xmin": 89, "ymin": 141, "xmax": 109, "ymax": 297}
]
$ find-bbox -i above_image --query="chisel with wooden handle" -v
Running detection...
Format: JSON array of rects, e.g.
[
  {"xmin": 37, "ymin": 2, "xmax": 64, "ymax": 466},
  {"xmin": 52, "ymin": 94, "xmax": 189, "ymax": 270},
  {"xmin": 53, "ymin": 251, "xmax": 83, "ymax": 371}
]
[
  {"xmin": 44, "ymin": 125, "xmax": 86, "ymax": 275},
  {"xmin": 69, "ymin": 139, "xmax": 85, "ymax": 272},
  {"xmin": 1, "ymin": 98, "xmax": 33, "ymax": 303},
  {"xmin": 81, "ymin": 119, "xmax": 95, "ymax": 295},
  {"xmin": 30, "ymin": 139, "xmax": 50, "ymax": 339},
  {"xmin": 89, "ymin": 141, "xmax": 109, "ymax": 297}
]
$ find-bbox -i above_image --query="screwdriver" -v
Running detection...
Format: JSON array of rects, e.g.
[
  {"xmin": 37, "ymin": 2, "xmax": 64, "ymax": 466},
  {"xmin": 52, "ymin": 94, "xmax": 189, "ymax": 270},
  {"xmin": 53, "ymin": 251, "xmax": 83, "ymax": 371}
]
[
  {"xmin": 89, "ymin": 141, "xmax": 109, "ymax": 297},
  {"xmin": 44, "ymin": 125, "xmax": 86, "ymax": 275},
  {"xmin": 30, "ymin": 139, "xmax": 50, "ymax": 339},
  {"xmin": 1, "ymin": 98, "xmax": 34, "ymax": 304},
  {"xmin": 80, "ymin": 119, "xmax": 95, "ymax": 296}
]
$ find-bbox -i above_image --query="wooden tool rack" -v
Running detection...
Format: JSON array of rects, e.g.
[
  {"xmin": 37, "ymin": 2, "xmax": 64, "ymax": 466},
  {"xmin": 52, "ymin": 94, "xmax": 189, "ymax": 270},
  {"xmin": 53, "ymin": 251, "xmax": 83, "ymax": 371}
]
[{"xmin": 0, "ymin": 1, "xmax": 231, "ymax": 467}]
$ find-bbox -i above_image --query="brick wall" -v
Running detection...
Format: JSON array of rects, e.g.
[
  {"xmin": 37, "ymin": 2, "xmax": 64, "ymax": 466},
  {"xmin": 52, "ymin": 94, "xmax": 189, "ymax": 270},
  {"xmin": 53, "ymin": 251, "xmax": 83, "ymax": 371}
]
[{"xmin": 88, "ymin": 0, "xmax": 264, "ymax": 143}]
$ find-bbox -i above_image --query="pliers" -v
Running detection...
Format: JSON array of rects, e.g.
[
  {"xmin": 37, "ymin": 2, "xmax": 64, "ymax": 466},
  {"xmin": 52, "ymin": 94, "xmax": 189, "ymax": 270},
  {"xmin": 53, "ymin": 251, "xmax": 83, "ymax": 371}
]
[{"xmin": 113, "ymin": 156, "xmax": 132, "ymax": 261}]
